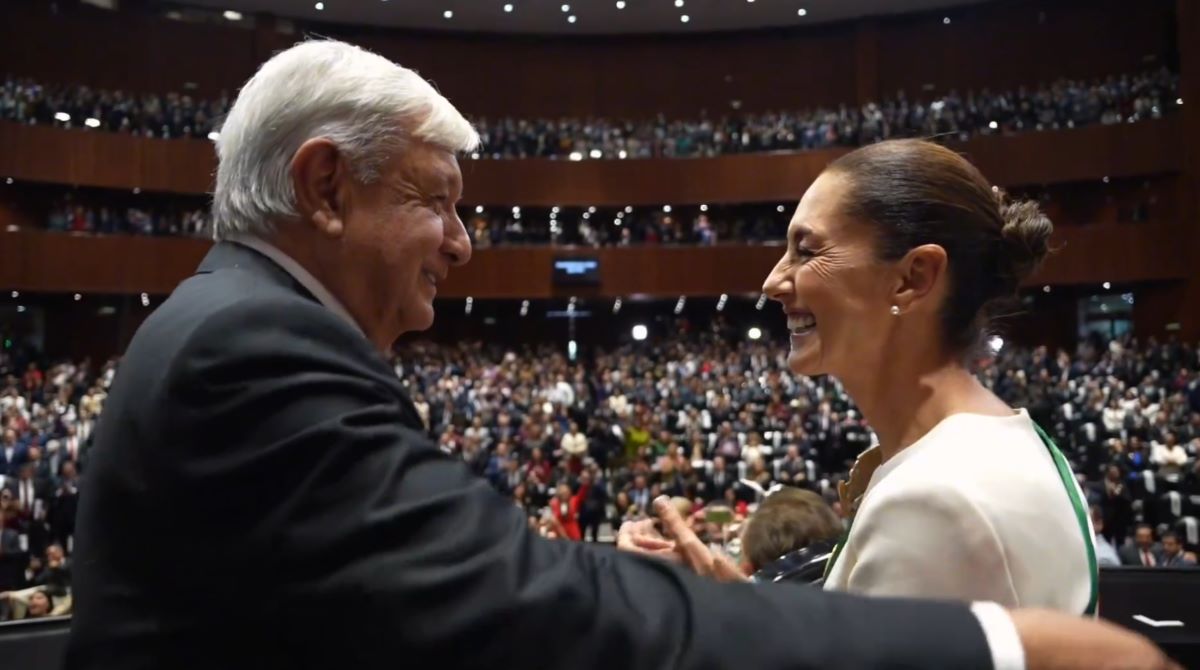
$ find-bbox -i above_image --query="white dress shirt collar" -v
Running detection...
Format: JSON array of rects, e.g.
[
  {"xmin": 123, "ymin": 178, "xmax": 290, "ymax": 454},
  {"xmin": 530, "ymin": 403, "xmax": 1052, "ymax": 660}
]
[{"xmin": 227, "ymin": 234, "xmax": 363, "ymax": 336}]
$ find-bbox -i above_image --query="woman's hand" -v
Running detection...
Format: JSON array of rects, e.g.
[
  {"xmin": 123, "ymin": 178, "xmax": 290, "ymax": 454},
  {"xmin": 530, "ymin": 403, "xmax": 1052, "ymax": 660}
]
[
  {"xmin": 616, "ymin": 518, "xmax": 679, "ymax": 562},
  {"xmin": 652, "ymin": 497, "xmax": 746, "ymax": 582},
  {"xmin": 617, "ymin": 497, "xmax": 746, "ymax": 582}
]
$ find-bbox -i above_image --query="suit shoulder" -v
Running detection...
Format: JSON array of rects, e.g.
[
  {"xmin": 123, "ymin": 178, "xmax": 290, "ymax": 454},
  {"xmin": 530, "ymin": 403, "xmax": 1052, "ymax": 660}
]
[{"xmin": 143, "ymin": 270, "xmax": 367, "ymax": 360}]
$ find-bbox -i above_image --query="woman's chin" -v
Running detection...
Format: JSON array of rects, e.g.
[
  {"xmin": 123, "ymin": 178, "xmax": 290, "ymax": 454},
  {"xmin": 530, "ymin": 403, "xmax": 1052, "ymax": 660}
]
[{"xmin": 786, "ymin": 344, "xmax": 822, "ymax": 377}]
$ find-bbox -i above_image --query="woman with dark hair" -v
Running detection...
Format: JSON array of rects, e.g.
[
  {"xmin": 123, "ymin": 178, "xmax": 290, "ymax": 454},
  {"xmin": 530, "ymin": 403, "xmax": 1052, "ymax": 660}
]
[
  {"xmin": 761, "ymin": 138, "xmax": 1095, "ymax": 613},
  {"xmin": 622, "ymin": 138, "xmax": 1095, "ymax": 616}
]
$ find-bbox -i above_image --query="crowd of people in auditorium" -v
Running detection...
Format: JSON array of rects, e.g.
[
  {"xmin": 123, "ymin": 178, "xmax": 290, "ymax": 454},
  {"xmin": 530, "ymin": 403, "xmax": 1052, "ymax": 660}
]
[
  {"xmin": 0, "ymin": 326, "xmax": 1196, "ymax": 620},
  {"xmin": 42, "ymin": 200, "xmax": 210, "ymax": 238},
  {"xmin": 2, "ymin": 67, "xmax": 1178, "ymax": 158},
  {"xmin": 396, "ymin": 325, "xmax": 1200, "ymax": 567},
  {"xmin": 474, "ymin": 68, "xmax": 1180, "ymax": 159},
  {"xmin": 0, "ymin": 353, "xmax": 108, "ymax": 621}
]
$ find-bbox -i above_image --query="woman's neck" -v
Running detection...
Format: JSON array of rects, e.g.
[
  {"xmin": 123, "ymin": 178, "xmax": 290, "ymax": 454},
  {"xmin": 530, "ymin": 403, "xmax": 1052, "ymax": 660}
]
[{"xmin": 843, "ymin": 356, "xmax": 1012, "ymax": 464}]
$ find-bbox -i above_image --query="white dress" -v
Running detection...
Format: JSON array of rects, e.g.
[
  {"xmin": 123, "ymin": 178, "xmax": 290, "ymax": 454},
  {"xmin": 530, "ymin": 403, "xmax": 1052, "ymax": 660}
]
[{"xmin": 824, "ymin": 409, "xmax": 1097, "ymax": 614}]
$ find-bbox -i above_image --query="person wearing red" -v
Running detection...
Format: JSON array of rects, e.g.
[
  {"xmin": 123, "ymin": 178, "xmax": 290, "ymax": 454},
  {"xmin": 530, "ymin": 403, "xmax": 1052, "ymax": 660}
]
[{"xmin": 550, "ymin": 474, "xmax": 591, "ymax": 542}]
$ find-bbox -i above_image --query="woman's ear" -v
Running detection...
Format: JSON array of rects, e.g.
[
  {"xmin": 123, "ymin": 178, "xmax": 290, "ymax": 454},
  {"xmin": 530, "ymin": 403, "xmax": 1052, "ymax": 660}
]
[{"xmin": 892, "ymin": 244, "xmax": 948, "ymax": 312}]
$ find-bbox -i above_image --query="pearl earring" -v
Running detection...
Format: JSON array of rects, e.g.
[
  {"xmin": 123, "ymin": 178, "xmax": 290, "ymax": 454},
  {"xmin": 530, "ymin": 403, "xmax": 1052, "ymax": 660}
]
[{"xmin": 890, "ymin": 305, "xmax": 901, "ymax": 316}]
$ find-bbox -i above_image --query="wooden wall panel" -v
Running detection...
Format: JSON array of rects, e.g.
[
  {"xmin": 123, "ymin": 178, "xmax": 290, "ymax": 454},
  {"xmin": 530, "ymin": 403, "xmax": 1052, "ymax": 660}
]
[
  {"xmin": 0, "ymin": 222, "xmax": 1187, "ymax": 299},
  {"xmin": 0, "ymin": 119, "xmax": 1182, "ymax": 206}
]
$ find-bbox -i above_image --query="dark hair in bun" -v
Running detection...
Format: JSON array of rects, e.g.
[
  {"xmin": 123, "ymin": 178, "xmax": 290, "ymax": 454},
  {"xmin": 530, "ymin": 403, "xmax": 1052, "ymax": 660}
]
[{"xmin": 827, "ymin": 139, "xmax": 1053, "ymax": 353}]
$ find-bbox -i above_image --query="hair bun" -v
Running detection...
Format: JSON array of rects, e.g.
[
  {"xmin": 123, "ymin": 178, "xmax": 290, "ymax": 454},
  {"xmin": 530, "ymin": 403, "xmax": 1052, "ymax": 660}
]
[{"xmin": 998, "ymin": 196, "xmax": 1053, "ymax": 286}]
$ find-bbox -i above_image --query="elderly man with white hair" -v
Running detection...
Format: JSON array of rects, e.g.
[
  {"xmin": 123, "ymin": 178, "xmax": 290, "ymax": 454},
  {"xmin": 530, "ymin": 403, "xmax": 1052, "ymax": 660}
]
[{"xmin": 64, "ymin": 40, "xmax": 1175, "ymax": 670}]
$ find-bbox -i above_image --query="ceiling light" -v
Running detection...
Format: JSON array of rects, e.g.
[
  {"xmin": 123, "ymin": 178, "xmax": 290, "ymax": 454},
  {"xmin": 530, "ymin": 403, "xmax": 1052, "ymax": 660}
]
[
  {"xmin": 756, "ymin": 294, "xmax": 767, "ymax": 310},
  {"xmin": 776, "ymin": 205, "xmax": 785, "ymax": 213},
  {"xmin": 443, "ymin": 9, "xmax": 453, "ymax": 18},
  {"xmin": 561, "ymin": 3, "xmax": 570, "ymax": 11},
  {"xmin": 475, "ymin": 205, "xmax": 484, "ymax": 213},
  {"xmin": 675, "ymin": 0, "xmax": 683, "ymax": 6},
  {"xmin": 589, "ymin": 148, "xmax": 602, "ymax": 159},
  {"xmin": 1103, "ymin": 281, "xmax": 1112, "ymax": 290},
  {"xmin": 74, "ymin": 293, "xmax": 82, "ymax": 301},
  {"xmin": 632, "ymin": 324, "xmax": 647, "ymax": 341},
  {"xmin": 700, "ymin": 204, "xmax": 708, "ymax": 212},
  {"xmin": 552, "ymin": 206, "xmax": 560, "ymax": 213},
  {"xmin": 4, "ymin": 178, "xmax": 11, "ymax": 185},
  {"xmin": 132, "ymin": 187, "xmax": 141, "ymax": 195},
  {"xmin": 617, "ymin": 149, "xmax": 628, "ymax": 159},
  {"xmin": 223, "ymin": 10, "xmax": 242, "ymax": 20},
  {"xmin": 504, "ymin": 3, "xmax": 513, "ymax": 12},
  {"xmin": 988, "ymin": 120, "xmax": 998, "ymax": 129},
  {"xmin": 797, "ymin": 7, "xmax": 807, "ymax": 16},
  {"xmin": 512, "ymin": 206, "xmax": 520, "ymax": 214},
  {"xmin": 569, "ymin": 151, "xmax": 583, "ymax": 160},
  {"xmin": 314, "ymin": 2, "xmax": 324, "ymax": 10},
  {"xmin": 10, "ymin": 291, "xmax": 18, "ymax": 298},
  {"xmin": 1102, "ymin": 176, "xmax": 1110, "ymax": 184},
  {"xmin": 748, "ymin": 327, "xmax": 762, "ymax": 340},
  {"xmin": 943, "ymin": 16, "xmax": 951, "ymax": 24},
  {"xmin": 1043, "ymin": 285, "xmax": 1051, "ymax": 293},
  {"xmin": 663, "ymin": 205, "xmax": 672, "ymax": 213},
  {"xmin": 16, "ymin": 306, "xmax": 24, "ymax": 314},
  {"xmin": 54, "ymin": 112, "xmax": 70, "ymax": 122},
  {"xmin": 1177, "ymin": 98, "xmax": 1184, "ymax": 105},
  {"xmin": 207, "ymin": 131, "xmax": 220, "ymax": 141},
  {"xmin": 680, "ymin": 14, "xmax": 689, "ymax": 23},
  {"xmin": 568, "ymin": 14, "xmax": 576, "ymax": 23},
  {"xmin": 616, "ymin": 0, "xmax": 625, "ymax": 7},
  {"xmin": 625, "ymin": 206, "xmax": 633, "ymax": 213},
  {"xmin": 587, "ymin": 206, "xmax": 597, "ymax": 213},
  {"xmin": 84, "ymin": 117, "xmax": 100, "ymax": 128}
]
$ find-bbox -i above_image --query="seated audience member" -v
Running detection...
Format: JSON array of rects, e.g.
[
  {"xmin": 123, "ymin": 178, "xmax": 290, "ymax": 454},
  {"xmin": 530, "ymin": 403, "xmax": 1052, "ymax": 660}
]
[
  {"xmin": 741, "ymin": 488, "xmax": 843, "ymax": 584},
  {"xmin": 1158, "ymin": 531, "xmax": 1196, "ymax": 568},
  {"xmin": 23, "ymin": 589, "xmax": 52, "ymax": 619},
  {"xmin": 1090, "ymin": 506, "xmax": 1121, "ymax": 568},
  {"xmin": 1119, "ymin": 524, "xmax": 1162, "ymax": 567}
]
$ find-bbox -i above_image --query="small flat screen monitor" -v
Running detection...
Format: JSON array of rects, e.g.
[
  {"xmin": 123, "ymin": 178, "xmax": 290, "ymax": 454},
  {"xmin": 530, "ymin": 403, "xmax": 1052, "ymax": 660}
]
[{"xmin": 552, "ymin": 257, "xmax": 601, "ymax": 286}]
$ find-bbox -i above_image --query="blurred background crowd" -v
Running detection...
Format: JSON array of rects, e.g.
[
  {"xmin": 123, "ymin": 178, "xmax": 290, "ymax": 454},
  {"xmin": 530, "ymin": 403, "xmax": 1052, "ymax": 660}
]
[
  {"xmin": 1, "ymin": 68, "xmax": 1179, "ymax": 158},
  {"xmin": 6, "ymin": 324, "xmax": 1195, "ymax": 620}
]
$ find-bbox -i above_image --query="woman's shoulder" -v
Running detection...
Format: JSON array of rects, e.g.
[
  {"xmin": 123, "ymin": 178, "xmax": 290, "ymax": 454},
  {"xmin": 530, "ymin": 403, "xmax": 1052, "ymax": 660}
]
[{"xmin": 867, "ymin": 412, "xmax": 1062, "ymax": 506}]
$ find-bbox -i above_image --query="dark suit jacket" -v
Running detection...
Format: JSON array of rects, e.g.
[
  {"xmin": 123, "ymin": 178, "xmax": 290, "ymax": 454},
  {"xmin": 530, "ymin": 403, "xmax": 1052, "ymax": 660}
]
[
  {"xmin": 1119, "ymin": 543, "xmax": 1164, "ymax": 567},
  {"xmin": 0, "ymin": 445, "xmax": 26, "ymax": 476},
  {"xmin": 66, "ymin": 242, "xmax": 992, "ymax": 669}
]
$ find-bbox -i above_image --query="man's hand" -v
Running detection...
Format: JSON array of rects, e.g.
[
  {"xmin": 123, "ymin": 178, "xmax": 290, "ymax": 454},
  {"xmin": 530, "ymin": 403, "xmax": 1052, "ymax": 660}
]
[{"xmin": 1013, "ymin": 609, "xmax": 1181, "ymax": 670}]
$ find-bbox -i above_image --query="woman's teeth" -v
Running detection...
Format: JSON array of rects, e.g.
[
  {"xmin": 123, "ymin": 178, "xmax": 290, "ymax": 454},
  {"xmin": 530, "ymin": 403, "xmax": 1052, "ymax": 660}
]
[{"xmin": 788, "ymin": 314, "xmax": 817, "ymax": 333}]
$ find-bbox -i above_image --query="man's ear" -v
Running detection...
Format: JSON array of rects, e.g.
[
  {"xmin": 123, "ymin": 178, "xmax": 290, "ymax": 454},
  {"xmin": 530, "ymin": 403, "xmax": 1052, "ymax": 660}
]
[
  {"xmin": 892, "ymin": 244, "xmax": 948, "ymax": 313},
  {"xmin": 291, "ymin": 138, "xmax": 347, "ymax": 238}
]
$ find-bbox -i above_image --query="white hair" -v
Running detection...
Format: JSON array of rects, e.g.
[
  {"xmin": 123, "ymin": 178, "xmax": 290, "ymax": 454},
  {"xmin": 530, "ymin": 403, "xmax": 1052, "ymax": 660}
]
[{"xmin": 211, "ymin": 39, "xmax": 480, "ymax": 240}]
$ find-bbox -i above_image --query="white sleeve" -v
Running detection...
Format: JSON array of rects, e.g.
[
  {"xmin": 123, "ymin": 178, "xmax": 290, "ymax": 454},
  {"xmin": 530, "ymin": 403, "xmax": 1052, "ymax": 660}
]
[
  {"xmin": 845, "ymin": 483, "xmax": 1018, "ymax": 604},
  {"xmin": 971, "ymin": 601, "xmax": 1026, "ymax": 670}
]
